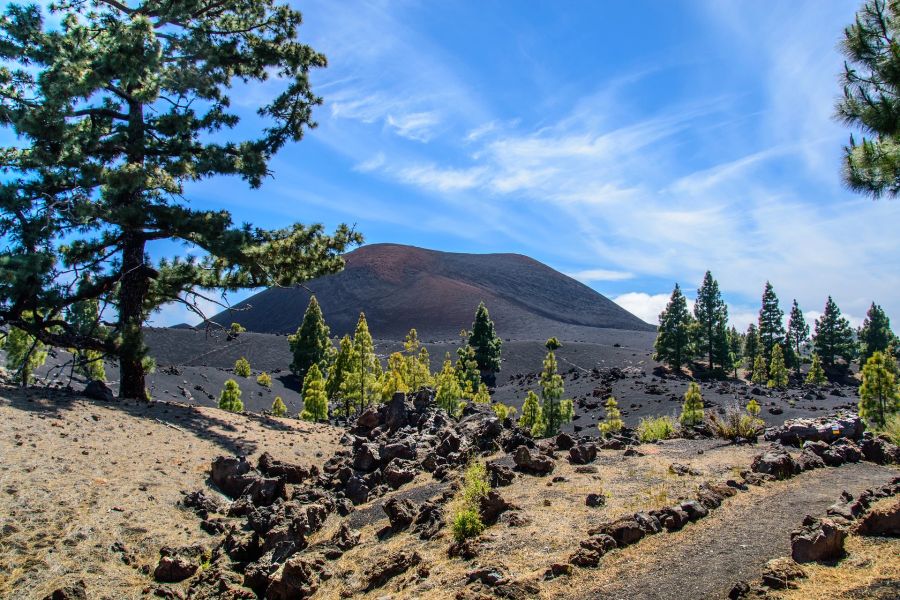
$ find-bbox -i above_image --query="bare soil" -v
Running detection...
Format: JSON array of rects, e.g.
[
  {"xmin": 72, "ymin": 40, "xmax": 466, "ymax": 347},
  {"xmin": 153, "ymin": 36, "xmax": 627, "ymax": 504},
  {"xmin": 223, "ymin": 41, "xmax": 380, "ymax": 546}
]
[{"xmin": 0, "ymin": 386, "xmax": 342, "ymax": 599}]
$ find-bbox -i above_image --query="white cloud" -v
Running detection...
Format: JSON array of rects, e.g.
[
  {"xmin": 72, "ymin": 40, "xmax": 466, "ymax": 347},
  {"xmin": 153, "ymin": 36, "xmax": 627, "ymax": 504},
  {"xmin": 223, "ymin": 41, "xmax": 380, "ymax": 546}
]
[
  {"xmin": 354, "ymin": 152, "xmax": 386, "ymax": 173},
  {"xmin": 567, "ymin": 269, "xmax": 634, "ymax": 282},
  {"xmin": 386, "ymin": 111, "xmax": 441, "ymax": 142},
  {"xmin": 614, "ymin": 292, "xmax": 695, "ymax": 326},
  {"xmin": 395, "ymin": 164, "xmax": 487, "ymax": 192}
]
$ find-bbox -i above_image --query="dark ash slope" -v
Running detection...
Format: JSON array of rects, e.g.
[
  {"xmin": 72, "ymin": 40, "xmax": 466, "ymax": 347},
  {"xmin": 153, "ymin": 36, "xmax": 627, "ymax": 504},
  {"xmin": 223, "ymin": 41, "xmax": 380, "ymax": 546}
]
[{"xmin": 211, "ymin": 243, "xmax": 653, "ymax": 340}]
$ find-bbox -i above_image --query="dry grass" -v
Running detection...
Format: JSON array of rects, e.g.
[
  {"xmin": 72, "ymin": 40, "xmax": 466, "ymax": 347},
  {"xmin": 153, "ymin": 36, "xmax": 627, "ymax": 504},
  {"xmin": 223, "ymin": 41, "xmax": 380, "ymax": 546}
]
[
  {"xmin": 0, "ymin": 386, "xmax": 342, "ymax": 599},
  {"xmin": 772, "ymin": 536, "xmax": 900, "ymax": 599}
]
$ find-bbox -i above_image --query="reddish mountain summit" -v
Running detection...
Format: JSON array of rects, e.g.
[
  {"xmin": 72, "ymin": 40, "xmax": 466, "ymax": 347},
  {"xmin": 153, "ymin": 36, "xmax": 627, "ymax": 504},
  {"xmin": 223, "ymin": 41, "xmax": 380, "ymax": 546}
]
[{"xmin": 211, "ymin": 243, "xmax": 653, "ymax": 340}]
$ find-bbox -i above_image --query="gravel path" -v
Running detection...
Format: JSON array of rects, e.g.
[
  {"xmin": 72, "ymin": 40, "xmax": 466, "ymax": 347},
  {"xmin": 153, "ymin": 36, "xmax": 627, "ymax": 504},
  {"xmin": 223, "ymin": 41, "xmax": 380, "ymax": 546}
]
[{"xmin": 561, "ymin": 462, "xmax": 899, "ymax": 600}]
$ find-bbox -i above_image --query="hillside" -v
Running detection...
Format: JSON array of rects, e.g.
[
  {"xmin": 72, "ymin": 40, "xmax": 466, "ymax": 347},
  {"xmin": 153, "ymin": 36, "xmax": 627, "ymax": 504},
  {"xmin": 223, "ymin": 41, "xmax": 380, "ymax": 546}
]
[{"xmin": 210, "ymin": 243, "xmax": 654, "ymax": 340}]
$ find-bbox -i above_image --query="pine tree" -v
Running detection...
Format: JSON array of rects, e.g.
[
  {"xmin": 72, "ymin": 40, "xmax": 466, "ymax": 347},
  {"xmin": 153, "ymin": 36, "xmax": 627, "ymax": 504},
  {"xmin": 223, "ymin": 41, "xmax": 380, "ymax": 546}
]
[
  {"xmin": 693, "ymin": 271, "xmax": 729, "ymax": 373},
  {"xmin": 403, "ymin": 329, "xmax": 432, "ymax": 392},
  {"xmin": 539, "ymin": 350, "xmax": 573, "ymax": 436},
  {"xmin": 858, "ymin": 302, "xmax": 897, "ymax": 366},
  {"xmin": 468, "ymin": 302, "xmax": 502, "ymax": 384},
  {"xmin": 219, "ymin": 380, "xmax": 243, "ymax": 413},
  {"xmin": 234, "ymin": 357, "xmax": 251, "ymax": 378},
  {"xmin": 813, "ymin": 297, "xmax": 857, "ymax": 368},
  {"xmin": 327, "ymin": 335, "xmax": 354, "ymax": 422},
  {"xmin": 680, "ymin": 382, "xmax": 704, "ymax": 426},
  {"xmin": 271, "ymin": 397, "xmax": 287, "ymax": 417},
  {"xmin": 0, "ymin": 1, "xmax": 361, "ymax": 399},
  {"xmin": 767, "ymin": 344, "xmax": 789, "ymax": 389},
  {"xmin": 786, "ymin": 300, "xmax": 810, "ymax": 377},
  {"xmin": 473, "ymin": 383, "xmax": 491, "ymax": 404},
  {"xmin": 859, "ymin": 351, "xmax": 900, "ymax": 427},
  {"xmin": 806, "ymin": 354, "xmax": 828, "ymax": 386},
  {"xmin": 301, "ymin": 363, "xmax": 329, "ymax": 422},
  {"xmin": 519, "ymin": 390, "xmax": 546, "ymax": 437},
  {"xmin": 455, "ymin": 340, "xmax": 481, "ymax": 394},
  {"xmin": 751, "ymin": 353, "xmax": 768, "ymax": 385},
  {"xmin": 599, "ymin": 397, "xmax": 624, "ymax": 437},
  {"xmin": 5, "ymin": 320, "xmax": 48, "ymax": 386},
  {"xmin": 341, "ymin": 313, "xmax": 381, "ymax": 414},
  {"xmin": 727, "ymin": 326, "xmax": 744, "ymax": 379},
  {"xmin": 288, "ymin": 296, "xmax": 332, "ymax": 384},
  {"xmin": 378, "ymin": 352, "xmax": 409, "ymax": 402},
  {"xmin": 257, "ymin": 372, "xmax": 272, "ymax": 388},
  {"xmin": 744, "ymin": 323, "xmax": 760, "ymax": 370},
  {"xmin": 758, "ymin": 282, "xmax": 785, "ymax": 364},
  {"xmin": 654, "ymin": 284, "xmax": 693, "ymax": 372},
  {"xmin": 545, "ymin": 337, "xmax": 562, "ymax": 351},
  {"xmin": 747, "ymin": 398, "xmax": 761, "ymax": 418},
  {"xmin": 837, "ymin": 0, "xmax": 900, "ymax": 197},
  {"xmin": 435, "ymin": 354, "xmax": 463, "ymax": 417}
]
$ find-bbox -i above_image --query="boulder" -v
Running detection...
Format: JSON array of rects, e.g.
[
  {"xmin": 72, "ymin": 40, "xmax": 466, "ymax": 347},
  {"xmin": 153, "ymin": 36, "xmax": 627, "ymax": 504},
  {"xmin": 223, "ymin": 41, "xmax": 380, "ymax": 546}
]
[
  {"xmin": 42, "ymin": 580, "xmax": 88, "ymax": 600},
  {"xmin": 412, "ymin": 501, "xmax": 444, "ymax": 540},
  {"xmin": 243, "ymin": 475, "xmax": 285, "ymax": 507},
  {"xmin": 467, "ymin": 567, "xmax": 507, "ymax": 586},
  {"xmin": 761, "ymin": 557, "xmax": 807, "ymax": 589},
  {"xmin": 381, "ymin": 392, "xmax": 410, "ymax": 431},
  {"xmin": 597, "ymin": 518, "xmax": 645, "ymax": 546},
  {"xmin": 210, "ymin": 456, "xmax": 255, "ymax": 498},
  {"xmin": 257, "ymin": 452, "xmax": 317, "ymax": 484},
  {"xmin": 657, "ymin": 506, "xmax": 689, "ymax": 532},
  {"xmin": 379, "ymin": 441, "xmax": 417, "ymax": 464},
  {"xmin": 383, "ymin": 459, "xmax": 416, "ymax": 489},
  {"xmin": 795, "ymin": 449, "xmax": 825, "ymax": 472},
  {"xmin": 355, "ymin": 408, "xmax": 381, "ymax": 430},
  {"xmin": 154, "ymin": 555, "xmax": 198, "ymax": 583},
  {"xmin": 486, "ymin": 461, "xmax": 515, "ymax": 487},
  {"xmin": 569, "ymin": 534, "xmax": 617, "ymax": 567},
  {"xmin": 677, "ymin": 500, "xmax": 709, "ymax": 521},
  {"xmin": 751, "ymin": 447, "xmax": 798, "ymax": 480},
  {"xmin": 513, "ymin": 445, "xmax": 555, "ymax": 475},
  {"xmin": 854, "ymin": 499, "xmax": 900, "ymax": 536},
  {"xmin": 764, "ymin": 412, "xmax": 864, "ymax": 446},
  {"xmin": 344, "ymin": 475, "xmax": 370, "ymax": 505},
  {"xmin": 479, "ymin": 490, "xmax": 516, "ymax": 525},
  {"xmin": 363, "ymin": 551, "xmax": 421, "ymax": 592},
  {"xmin": 331, "ymin": 523, "xmax": 361, "ymax": 551},
  {"xmin": 352, "ymin": 443, "xmax": 380, "ymax": 473},
  {"xmin": 265, "ymin": 556, "xmax": 318, "ymax": 600},
  {"xmin": 555, "ymin": 432, "xmax": 575, "ymax": 450},
  {"xmin": 383, "ymin": 497, "xmax": 416, "ymax": 531},
  {"xmin": 585, "ymin": 493, "xmax": 606, "ymax": 508},
  {"xmin": 860, "ymin": 436, "xmax": 900, "ymax": 465},
  {"xmin": 791, "ymin": 517, "xmax": 847, "ymax": 562},
  {"xmin": 568, "ymin": 443, "xmax": 597, "ymax": 465},
  {"xmin": 84, "ymin": 380, "xmax": 115, "ymax": 402}
]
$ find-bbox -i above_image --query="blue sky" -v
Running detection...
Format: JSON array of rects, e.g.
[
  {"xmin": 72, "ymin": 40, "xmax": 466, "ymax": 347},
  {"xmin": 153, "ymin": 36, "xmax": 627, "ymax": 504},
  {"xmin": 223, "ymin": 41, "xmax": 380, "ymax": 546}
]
[{"xmin": 16, "ymin": 1, "xmax": 900, "ymax": 331}]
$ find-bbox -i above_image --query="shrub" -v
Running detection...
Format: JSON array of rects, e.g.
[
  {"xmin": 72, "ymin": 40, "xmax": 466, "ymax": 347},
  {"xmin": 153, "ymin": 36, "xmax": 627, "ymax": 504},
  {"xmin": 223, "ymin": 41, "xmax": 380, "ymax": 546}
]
[
  {"xmin": 451, "ymin": 508, "xmax": 485, "ymax": 542},
  {"xmin": 234, "ymin": 357, "xmax": 251, "ymax": 377},
  {"xmin": 599, "ymin": 397, "xmax": 624, "ymax": 437},
  {"xmin": 219, "ymin": 379, "xmax": 243, "ymax": 412},
  {"xmin": 680, "ymin": 382, "xmax": 704, "ymax": 426},
  {"xmin": 637, "ymin": 415, "xmax": 677, "ymax": 442},
  {"xmin": 708, "ymin": 404, "xmax": 763, "ymax": 441},
  {"xmin": 518, "ymin": 390, "xmax": 546, "ymax": 437},
  {"xmin": 449, "ymin": 460, "xmax": 489, "ymax": 542},
  {"xmin": 746, "ymin": 398, "xmax": 761, "ymax": 418},
  {"xmin": 880, "ymin": 413, "xmax": 900, "ymax": 446},
  {"xmin": 491, "ymin": 402, "xmax": 516, "ymax": 420},
  {"xmin": 257, "ymin": 371, "xmax": 272, "ymax": 387},
  {"xmin": 230, "ymin": 322, "xmax": 246, "ymax": 335},
  {"xmin": 271, "ymin": 396, "xmax": 287, "ymax": 417}
]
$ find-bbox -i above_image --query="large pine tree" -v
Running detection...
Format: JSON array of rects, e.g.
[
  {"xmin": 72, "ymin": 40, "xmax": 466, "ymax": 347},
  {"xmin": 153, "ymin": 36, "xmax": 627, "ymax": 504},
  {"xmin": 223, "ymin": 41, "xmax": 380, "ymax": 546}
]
[
  {"xmin": 758, "ymin": 282, "xmax": 785, "ymax": 365},
  {"xmin": 858, "ymin": 302, "xmax": 897, "ymax": 366},
  {"xmin": 859, "ymin": 351, "xmax": 899, "ymax": 427},
  {"xmin": 813, "ymin": 297, "xmax": 857, "ymax": 369},
  {"xmin": 468, "ymin": 302, "xmax": 502, "ymax": 385},
  {"xmin": 836, "ymin": 0, "xmax": 900, "ymax": 197},
  {"xmin": 341, "ymin": 313, "xmax": 381, "ymax": 414},
  {"xmin": 786, "ymin": 300, "xmax": 810, "ymax": 376},
  {"xmin": 743, "ymin": 323, "xmax": 760, "ymax": 370},
  {"xmin": 654, "ymin": 284, "xmax": 693, "ymax": 372},
  {"xmin": 693, "ymin": 271, "xmax": 729, "ymax": 374},
  {"xmin": 0, "ymin": 1, "xmax": 361, "ymax": 398},
  {"xmin": 288, "ymin": 296, "xmax": 332, "ymax": 384}
]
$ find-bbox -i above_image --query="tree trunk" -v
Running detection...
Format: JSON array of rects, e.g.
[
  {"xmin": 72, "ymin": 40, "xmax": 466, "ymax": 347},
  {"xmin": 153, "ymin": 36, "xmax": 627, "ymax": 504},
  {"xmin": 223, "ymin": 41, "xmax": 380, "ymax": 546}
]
[{"xmin": 118, "ymin": 232, "xmax": 149, "ymax": 399}]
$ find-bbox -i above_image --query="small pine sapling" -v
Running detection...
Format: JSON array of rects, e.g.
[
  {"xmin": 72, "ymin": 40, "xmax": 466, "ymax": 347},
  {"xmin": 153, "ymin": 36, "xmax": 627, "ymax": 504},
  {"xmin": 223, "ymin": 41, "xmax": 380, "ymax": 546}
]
[
  {"xmin": 750, "ymin": 354, "xmax": 768, "ymax": 385},
  {"xmin": 271, "ymin": 396, "xmax": 287, "ymax": 417},
  {"xmin": 234, "ymin": 357, "xmax": 251, "ymax": 378},
  {"xmin": 679, "ymin": 382, "xmax": 704, "ymax": 426},
  {"xmin": 219, "ymin": 379, "xmax": 244, "ymax": 412},
  {"xmin": 806, "ymin": 354, "xmax": 827, "ymax": 386},
  {"xmin": 257, "ymin": 372, "xmax": 272, "ymax": 388},
  {"xmin": 767, "ymin": 345, "xmax": 789, "ymax": 389},
  {"xmin": 599, "ymin": 397, "xmax": 624, "ymax": 437}
]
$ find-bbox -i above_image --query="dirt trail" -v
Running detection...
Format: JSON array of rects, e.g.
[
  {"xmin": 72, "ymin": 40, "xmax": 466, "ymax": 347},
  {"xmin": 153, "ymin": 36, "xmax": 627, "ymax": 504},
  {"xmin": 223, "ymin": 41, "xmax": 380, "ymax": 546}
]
[{"xmin": 549, "ymin": 462, "xmax": 898, "ymax": 600}]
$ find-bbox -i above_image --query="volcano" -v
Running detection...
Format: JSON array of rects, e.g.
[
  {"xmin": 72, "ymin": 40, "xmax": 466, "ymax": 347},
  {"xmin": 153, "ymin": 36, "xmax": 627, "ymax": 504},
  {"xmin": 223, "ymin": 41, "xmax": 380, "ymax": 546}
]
[{"xmin": 210, "ymin": 243, "xmax": 653, "ymax": 340}]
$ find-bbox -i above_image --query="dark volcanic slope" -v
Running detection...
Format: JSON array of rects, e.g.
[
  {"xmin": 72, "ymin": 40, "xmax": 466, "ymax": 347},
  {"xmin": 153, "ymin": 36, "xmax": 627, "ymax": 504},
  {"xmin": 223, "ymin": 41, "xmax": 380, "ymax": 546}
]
[{"xmin": 211, "ymin": 243, "xmax": 653, "ymax": 340}]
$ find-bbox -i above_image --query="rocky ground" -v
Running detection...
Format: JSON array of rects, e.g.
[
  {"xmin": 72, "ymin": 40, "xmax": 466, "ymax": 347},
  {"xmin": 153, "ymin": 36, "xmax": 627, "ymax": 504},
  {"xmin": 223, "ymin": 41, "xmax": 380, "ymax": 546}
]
[{"xmin": 2, "ymin": 381, "xmax": 897, "ymax": 600}]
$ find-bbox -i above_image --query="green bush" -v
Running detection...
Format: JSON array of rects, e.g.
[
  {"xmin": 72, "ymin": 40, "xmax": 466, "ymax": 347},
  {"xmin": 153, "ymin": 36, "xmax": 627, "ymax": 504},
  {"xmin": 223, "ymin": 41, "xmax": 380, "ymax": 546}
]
[
  {"xmin": 451, "ymin": 508, "xmax": 485, "ymax": 542},
  {"xmin": 230, "ymin": 322, "xmax": 246, "ymax": 335},
  {"xmin": 257, "ymin": 371, "xmax": 272, "ymax": 387},
  {"xmin": 879, "ymin": 413, "xmax": 900, "ymax": 446},
  {"xmin": 271, "ymin": 396, "xmax": 287, "ymax": 417},
  {"xmin": 637, "ymin": 415, "xmax": 677, "ymax": 442},
  {"xmin": 234, "ymin": 357, "xmax": 251, "ymax": 377},
  {"xmin": 219, "ymin": 379, "xmax": 244, "ymax": 412},
  {"xmin": 598, "ymin": 397, "xmax": 623, "ymax": 437},
  {"xmin": 708, "ymin": 404, "xmax": 763, "ymax": 441}
]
